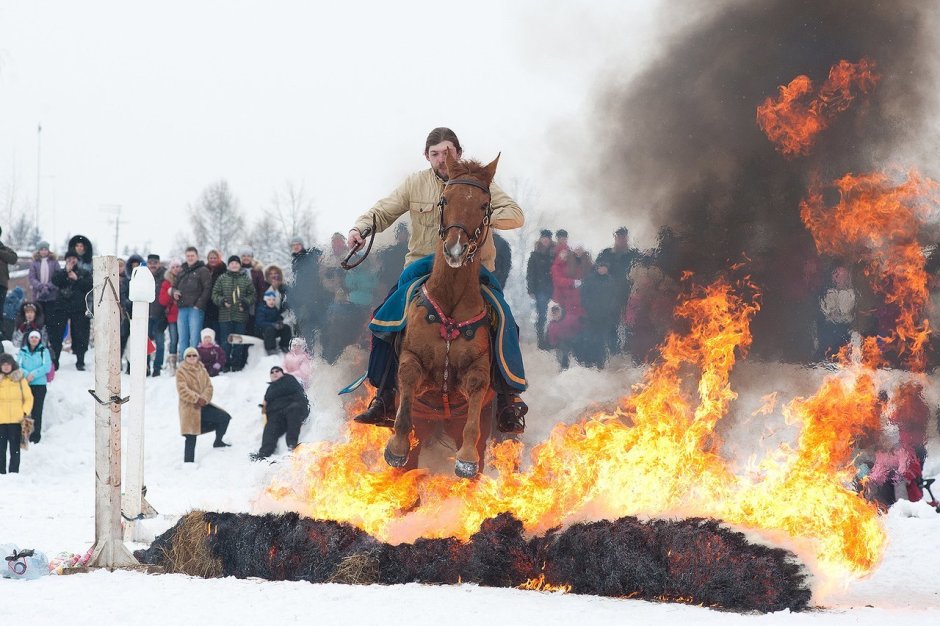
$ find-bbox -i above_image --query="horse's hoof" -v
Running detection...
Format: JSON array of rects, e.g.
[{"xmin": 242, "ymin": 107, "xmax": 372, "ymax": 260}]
[
  {"xmin": 454, "ymin": 459, "xmax": 479, "ymax": 478},
  {"xmin": 384, "ymin": 446, "xmax": 408, "ymax": 468}
]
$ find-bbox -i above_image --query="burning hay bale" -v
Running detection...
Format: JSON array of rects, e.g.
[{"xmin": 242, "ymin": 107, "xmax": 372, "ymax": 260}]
[
  {"xmin": 535, "ymin": 517, "xmax": 810, "ymax": 613},
  {"xmin": 138, "ymin": 511, "xmax": 810, "ymax": 613}
]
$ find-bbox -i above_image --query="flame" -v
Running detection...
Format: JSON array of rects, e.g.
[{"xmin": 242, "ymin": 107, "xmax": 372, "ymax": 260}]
[
  {"xmin": 519, "ymin": 574, "xmax": 571, "ymax": 593},
  {"xmin": 263, "ymin": 274, "xmax": 888, "ymax": 582},
  {"xmin": 801, "ymin": 170, "xmax": 940, "ymax": 370},
  {"xmin": 757, "ymin": 59, "xmax": 879, "ymax": 157}
]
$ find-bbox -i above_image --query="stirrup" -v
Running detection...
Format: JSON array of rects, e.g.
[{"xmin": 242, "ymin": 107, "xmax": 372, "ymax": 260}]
[{"xmin": 496, "ymin": 396, "xmax": 527, "ymax": 434}]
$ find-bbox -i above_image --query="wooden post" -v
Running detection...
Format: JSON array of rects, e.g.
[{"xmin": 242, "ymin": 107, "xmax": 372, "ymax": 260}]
[{"xmin": 88, "ymin": 255, "xmax": 138, "ymax": 569}]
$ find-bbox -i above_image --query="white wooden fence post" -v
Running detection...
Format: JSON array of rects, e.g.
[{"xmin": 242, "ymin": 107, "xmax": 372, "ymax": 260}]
[{"xmin": 87, "ymin": 255, "xmax": 137, "ymax": 568}]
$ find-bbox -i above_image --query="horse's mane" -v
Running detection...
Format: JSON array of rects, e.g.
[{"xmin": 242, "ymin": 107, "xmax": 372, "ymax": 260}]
[{"xmin": 448, "ymin": 159, "xmax": 488, "ymax": 181}]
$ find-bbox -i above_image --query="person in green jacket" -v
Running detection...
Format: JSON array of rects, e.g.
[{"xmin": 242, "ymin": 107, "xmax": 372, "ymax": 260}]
[{"xmin": 211, "ymin": 256, "xmax": 256, "ymax": 372}]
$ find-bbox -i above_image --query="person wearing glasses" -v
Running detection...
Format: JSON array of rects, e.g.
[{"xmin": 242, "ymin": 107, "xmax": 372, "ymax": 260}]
[{"xmin": 175, "ymin": 347, "xmax": 232, "ymax": 463}]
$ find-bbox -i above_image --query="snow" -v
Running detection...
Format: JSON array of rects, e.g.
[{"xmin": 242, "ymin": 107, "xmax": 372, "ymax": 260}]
[{"xmin": 2, "ymin": 343, "xmax": 939, "ymax": 624}]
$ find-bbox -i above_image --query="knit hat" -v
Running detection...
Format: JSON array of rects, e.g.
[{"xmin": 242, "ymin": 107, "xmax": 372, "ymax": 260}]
[
  {"xmin": 200, "ymin": 327, "xmax": 215, "ymax": 341},
  {"xmin": 264, "ymin": 289, "xmax": 277, "ymax": 299},
  {"xmin": 289, "ymin": 236, "xmax": 304, "ymax": 247},
  {"xmin": 28, "ymin": 330, "xmax": 41, "ymax": 340},
  {"xmin": 183, "ymin": 347, "xmax": 199, "ymax": 358},
  {"xmin": 227, "ymin": 255, "xmax": 242, "ymax": 266},
  {"xmin": 37, "ymin": 241, "xmax": 51, "ymax": 250},
  {"xmin": 239, "ymin": 247, "xmax": 254, "ymax": 257}
]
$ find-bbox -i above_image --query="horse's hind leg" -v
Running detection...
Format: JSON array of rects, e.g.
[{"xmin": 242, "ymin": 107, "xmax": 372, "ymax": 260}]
[
  {"xmin": 454, "ymin": 365, "xmax": 489, "ymax": 478},
  {"xmin": 384, "ymin": 353, "xmax": 421, "ymax": 468}
]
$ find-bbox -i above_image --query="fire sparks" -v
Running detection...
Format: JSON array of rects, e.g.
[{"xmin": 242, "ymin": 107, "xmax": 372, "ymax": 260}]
[
  {"xmin": 756, "ymin": 59, "xmax": 879, "ymax": 157},
  {"xmin": 519, "ymin": 574, "xmax": 571, "ymax": 593},
  {"xmin": 801, "ymin": 170, "xmax": 940, "ymax": 370},
  {"xmin": 264, "ymin": 275, "xmax": 887, "ymax": 581}
]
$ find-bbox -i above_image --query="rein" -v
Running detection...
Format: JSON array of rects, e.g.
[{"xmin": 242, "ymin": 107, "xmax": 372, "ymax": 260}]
[
  {"xmin": 437, "ymin": 178, "xmax": 493, "ymax": 265},
  {"xmin": 420, "ymin": 283, "xmax": 487, "ymax": 418},
  {"xmin": 341, "ymin": 215, "xmax": 377, "ymax": 271}
]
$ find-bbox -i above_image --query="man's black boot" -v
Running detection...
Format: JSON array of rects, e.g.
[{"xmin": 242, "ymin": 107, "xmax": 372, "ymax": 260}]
[
  {"xmin": 353, "ymin": 388, "xmax": 396, "ymax": 428},
  {"xmin": 496, "ymin": 394, "xmax": 527, "ymax": 434}
]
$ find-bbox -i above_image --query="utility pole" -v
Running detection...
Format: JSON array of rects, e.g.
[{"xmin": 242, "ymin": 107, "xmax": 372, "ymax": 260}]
[
  {"xmin": 101, "ymin": 204, "xmax": 127, "ymax": 255},
  {"xmin": 36, "ymin": 124, "xmax": 42, "ymax": 225}
]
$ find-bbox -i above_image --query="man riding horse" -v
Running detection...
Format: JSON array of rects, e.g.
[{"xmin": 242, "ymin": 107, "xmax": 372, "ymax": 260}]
[{"xmin": 347, "ymin": 127, "xmax": 528, "ymax": 434}]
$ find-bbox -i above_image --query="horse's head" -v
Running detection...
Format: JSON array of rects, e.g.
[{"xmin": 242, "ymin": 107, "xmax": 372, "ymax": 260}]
[{"xmin": 438, "ymin": 151, "xmax": 500, "ymax": 268}]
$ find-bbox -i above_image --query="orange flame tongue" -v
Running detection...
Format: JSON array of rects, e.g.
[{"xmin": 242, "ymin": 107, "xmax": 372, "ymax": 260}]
[
  {"xmin": 264, "ymin": 276, "xmax": 885, "ymax": 580},
  {"xmin": 801, "ymin": 170, "xmax": 940, "ymax": 370},
  {"xmin": 757, "ymin": 58, "xmax": 879, "ymax": 157}
]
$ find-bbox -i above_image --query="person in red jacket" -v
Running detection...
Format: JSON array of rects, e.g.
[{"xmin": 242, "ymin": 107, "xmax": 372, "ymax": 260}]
[
  {"xmin": 548, "ymin": 245, "xmax": 590, "ymax": 369},
  {"xmin": 158, "ymin": 260, "xmax": 182, "ymax": 375}
]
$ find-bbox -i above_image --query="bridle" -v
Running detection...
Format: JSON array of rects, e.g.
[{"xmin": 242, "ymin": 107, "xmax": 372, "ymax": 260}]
[{"xmin": 437, "ymin": 177, "xmax": 493, "ymax": 264}]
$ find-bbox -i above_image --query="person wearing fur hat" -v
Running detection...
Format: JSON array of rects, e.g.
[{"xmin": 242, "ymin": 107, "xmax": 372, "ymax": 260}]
[
  {"xmin": 12, "ymin": 302, "xmax": 48, "ymax": 348},
  {"xmin": 176, "ymin": 346, "xmax": 231, "ymax": 463},
  {"xmin": 66, "ymin": 234, "xmax": 94, "ymax": 274},
  {"xmin": 50, "ymin": 251, "xmax": 93, "ymax": 370},
  {"xmin": 211, "ymin": 255, "xmax": 255, "ymax": 372},
  {"xmin": 0, "ymin": 353, "xmax": 33, "ymax": 473},
  {"xmin": 16, "ymin": 331, "xmax": 52, "ymax": 443},
  {"xmin": 196, "ymin": 327, "xmax": 227, "ymax": 377}
]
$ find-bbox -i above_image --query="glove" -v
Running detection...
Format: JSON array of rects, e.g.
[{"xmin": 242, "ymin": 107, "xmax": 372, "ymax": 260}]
[
  {"xmin": 574, "ymin": 279, "xmax": 582, "ymax": 288},
  {"xmin": 197, "ymin": 398, "xmax": 208, "ymax": 407}
]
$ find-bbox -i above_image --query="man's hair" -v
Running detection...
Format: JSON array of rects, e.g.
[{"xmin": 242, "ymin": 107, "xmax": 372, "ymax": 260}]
[
  {"xmin": 424, "ymin": 127, "xmax": 462, "ymax": 156},
  {"xmin": 270, "ymin": 366, "xmax": 284, "ymax": 374},
  {"xmin": 185, "ymin": 246, "xmax": 198, "ymax": 255}
]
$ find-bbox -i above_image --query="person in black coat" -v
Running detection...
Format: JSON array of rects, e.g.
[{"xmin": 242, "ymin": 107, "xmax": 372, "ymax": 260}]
[
  {"xmin": 67, "ymin": 234, "xmax": 94, "ymax": 274},
  {"xmin": 526, "ymin": 229, "xmax": 555, "ymax": 349},
  {"xmin": 252, "ymin": 365, "xmax": 310, "ymax": 459},
  {"xmin": 577, "ymin": 260, "xmax": 623, "ymax": 369},
  {"xmin": 288, "ymin": 237, "xmax": 324, "ymax": 352},
  {"xmin": 595, "ymin": 227, "xmax": 640, "ymax": 356},
  {"xmin": 492, "ymin": 232, "xmax": 512, "ymax": 289},
  {"xmin": 49, "ymin": 252, "xmax": 93, "ymax": 370}
]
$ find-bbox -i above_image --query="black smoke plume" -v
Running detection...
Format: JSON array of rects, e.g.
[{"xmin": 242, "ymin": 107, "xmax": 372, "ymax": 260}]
[{"xmin": 593, "ymin": 0, "xmax": 935, "ymax": 361}]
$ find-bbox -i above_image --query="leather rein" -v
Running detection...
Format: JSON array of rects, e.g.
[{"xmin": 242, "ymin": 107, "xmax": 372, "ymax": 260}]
[{"xmin": 437, "ymin": 177, "xmax": 493, "ymax": 265}]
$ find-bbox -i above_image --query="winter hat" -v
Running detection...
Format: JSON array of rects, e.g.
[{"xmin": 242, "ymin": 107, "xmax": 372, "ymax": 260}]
[
  {"xmin": 64, "ymin": 251, "xmax": 79, "ymax": 260},
  {"xmin": 289, "ymin": 236, "xmax": 304, "ymax": 247},
  {"xmin": 28, "ymin": 330, "xmax": 41, "ymax": 341},
  {"xmin": 239, "ymin": 247, "xmax": 254, "ymax": 257},
  {"xmin": 227, "ymin": 255, "xmax": 242, "ymax": 266},
  {"xmin": 556, "ymin": 229, "xmax": 569, "ymax": 238},
  {"xmin": 37, "ymin": 241, "xmax": 51, "ymax": 250},
  {"xmin": 539, "ymin": 229, "xmax": 552, "ymax": 239},
  {"xmin": 183, "ymin": 347, "xmax": 199, "ymax": 359},
  {"xmin": 200, "ymin": 327, "xmax": 216, "ymax": 341},
  {"xmin": 264, "ymin": 289, "xmax": 277, "ymax": 299},
  {"xmin": 147, "ymin": 253, "xmax": 160, "ymax": 262}
]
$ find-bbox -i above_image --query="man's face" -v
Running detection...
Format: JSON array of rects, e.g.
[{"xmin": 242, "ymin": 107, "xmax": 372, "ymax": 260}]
[
  {"xmin": 426, "ymin": 140, "xmax": 459, "ymax": 180},
  {"xmin": 147, "ymin": 258, "xmax": 160, "ymax": 272},
  {"xmin": 185, "ymin": 251, "xmax": 197, "ymax": 265},
  {"xmin": 539, "ymin": 236, "xmax": 551, "ymax": 248},
  {"xmin": 74, "ymin": 242, "xmax": 85, "ymax": 255},
  {"xmin": 228, "ymin": 260, "xmax": 241, "ymax": 272},
  {"xmin": 615, "ymin": 234, "xmax": 628, "ymax": 249},
  {"xmin": 291, "ymin": 243, "xmax": 303, "ymax": 255}
]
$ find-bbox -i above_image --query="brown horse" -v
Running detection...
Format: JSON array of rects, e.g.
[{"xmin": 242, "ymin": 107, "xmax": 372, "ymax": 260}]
[{"xmin": 383, "ymin": 151, "xmax": 500, "ymax": 478}]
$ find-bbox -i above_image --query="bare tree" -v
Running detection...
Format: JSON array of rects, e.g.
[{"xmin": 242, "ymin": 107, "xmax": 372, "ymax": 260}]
[
  {"xmin": 268, "ymin": 181, "xmax": 316, "ymax": 248},
  {"xmin": 247, "ymin": 212, "xmax": 289, "ymax": 267},
  {"xmin": 190, "ymin": 180, "xmax": 245, "ymax": 253},
  {"xmin": 7, "ymin": 211, "xmax": 42, "ymax": 250}
]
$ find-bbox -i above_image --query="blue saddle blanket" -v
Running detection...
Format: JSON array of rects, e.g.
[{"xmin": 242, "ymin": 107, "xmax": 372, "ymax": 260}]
[{"xmin": 368, "ymin": 255, "xmax": 527, "ymax": 391}]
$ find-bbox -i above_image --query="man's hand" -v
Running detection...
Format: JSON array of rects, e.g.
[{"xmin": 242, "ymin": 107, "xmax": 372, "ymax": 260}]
[{"xmin": 348, "ymin": 229, "xmax": 364, "ymax": 249}]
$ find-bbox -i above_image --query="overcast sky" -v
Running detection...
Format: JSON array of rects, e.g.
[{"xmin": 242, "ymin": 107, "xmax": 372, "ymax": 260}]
[{"xmin": 0, "ymin": 0, "xmax": 663, "ymax": 256}]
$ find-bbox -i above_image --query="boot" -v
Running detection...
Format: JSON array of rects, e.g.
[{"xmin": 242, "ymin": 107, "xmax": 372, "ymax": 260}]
[
  {"xmin": 496, "ymin": 394, "xmax": 528, "ymax": 434},
  {"xmin": 353, "ymin": 388, "xmax": 396, "ymax": 428},
  {"xmin": 166, "ymin": 354, "xmax": 178, "ymax": 376},
  {"xmin": 183, "ymin": 435, "xmax": 197, "ymax": 463},
  {"xmin": 213, "ymin": 417, "xmax": 231, "ymax": 447}
]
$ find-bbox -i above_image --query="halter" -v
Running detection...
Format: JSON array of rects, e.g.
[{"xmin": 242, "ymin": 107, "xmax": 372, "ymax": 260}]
[{"xmin": 437, "ymin": 178, "xmax": 493, "ymax": 264}]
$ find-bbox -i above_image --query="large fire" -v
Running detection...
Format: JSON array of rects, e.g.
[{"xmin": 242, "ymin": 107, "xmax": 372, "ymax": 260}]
[
  {"xmin": 756, "ymin": 58, "xmax": 879, "ymax": 158},
  {"xmin": 801, "ymin": 170, "xmax": 940, "ymax": 370},
  {"xmin": 264, "ymin": 276, "xmax": 886, "ymax": 581}
]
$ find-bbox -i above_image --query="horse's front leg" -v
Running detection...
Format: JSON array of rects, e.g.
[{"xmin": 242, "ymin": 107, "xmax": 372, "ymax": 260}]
[
  {"xmin": 454, "ymin": 360, "xmax": 490, "ymax": 478},
  {"xmin": 384, "ymin": 352, "xmax": 421, "ymax": 468}
]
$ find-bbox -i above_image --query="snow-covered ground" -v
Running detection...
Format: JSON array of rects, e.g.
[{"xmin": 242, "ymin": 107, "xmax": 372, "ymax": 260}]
[{"xmin": 1, "ymin": 343, "xmax": 939, "ymax": 625}]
